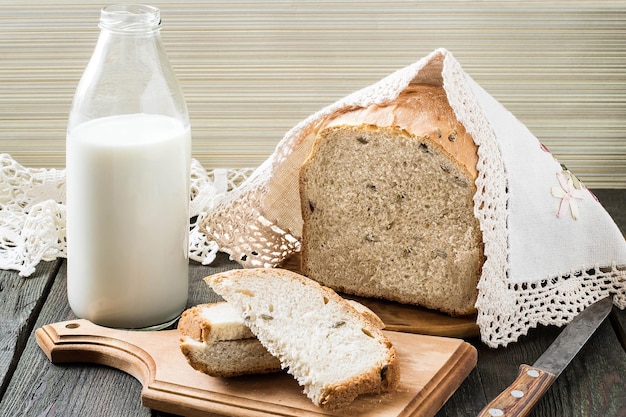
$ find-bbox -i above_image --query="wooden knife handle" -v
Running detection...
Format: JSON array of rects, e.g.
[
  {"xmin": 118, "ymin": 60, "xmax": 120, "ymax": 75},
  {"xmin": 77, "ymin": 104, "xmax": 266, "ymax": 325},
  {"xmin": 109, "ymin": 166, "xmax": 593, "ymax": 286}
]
[{"xmin": 477, "ymin": 364, "xmax": 557, "ymax": 417}]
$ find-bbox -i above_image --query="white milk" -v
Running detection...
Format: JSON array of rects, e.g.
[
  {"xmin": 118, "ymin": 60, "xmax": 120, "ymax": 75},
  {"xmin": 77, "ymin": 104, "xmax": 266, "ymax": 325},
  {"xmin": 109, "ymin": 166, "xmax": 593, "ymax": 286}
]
[{"xmin": 66, "ymin": 113, "xmax": 190, "ymax": 329}]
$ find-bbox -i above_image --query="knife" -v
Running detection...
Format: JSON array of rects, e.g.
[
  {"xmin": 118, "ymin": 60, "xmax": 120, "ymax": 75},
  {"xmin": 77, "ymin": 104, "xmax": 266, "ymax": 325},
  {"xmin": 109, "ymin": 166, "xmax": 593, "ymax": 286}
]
[{"xmin": 477, "ymin": 295, "xmax": 614, "ymax": 417}]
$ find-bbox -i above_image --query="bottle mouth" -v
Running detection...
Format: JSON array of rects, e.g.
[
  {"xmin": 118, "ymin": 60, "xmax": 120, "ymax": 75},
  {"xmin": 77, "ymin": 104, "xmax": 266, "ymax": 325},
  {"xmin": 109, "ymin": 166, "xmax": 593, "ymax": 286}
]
[{"xmin": 99, "ymin": 4, "xmax": 161, "ymax": 33}]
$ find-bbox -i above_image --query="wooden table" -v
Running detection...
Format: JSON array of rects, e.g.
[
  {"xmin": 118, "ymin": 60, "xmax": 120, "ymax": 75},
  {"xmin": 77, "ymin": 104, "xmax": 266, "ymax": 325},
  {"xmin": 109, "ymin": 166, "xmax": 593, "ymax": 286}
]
[{"xmin": 1, "ymin": 189, "xmax": 624, "ymax": 417}]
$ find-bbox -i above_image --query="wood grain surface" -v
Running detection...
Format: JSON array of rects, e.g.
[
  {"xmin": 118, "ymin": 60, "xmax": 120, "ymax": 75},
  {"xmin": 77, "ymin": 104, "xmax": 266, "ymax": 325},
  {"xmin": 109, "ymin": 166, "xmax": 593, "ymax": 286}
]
[{"xmin": 1, "ymin": 252, "xmax": 626, "ymax": 416}]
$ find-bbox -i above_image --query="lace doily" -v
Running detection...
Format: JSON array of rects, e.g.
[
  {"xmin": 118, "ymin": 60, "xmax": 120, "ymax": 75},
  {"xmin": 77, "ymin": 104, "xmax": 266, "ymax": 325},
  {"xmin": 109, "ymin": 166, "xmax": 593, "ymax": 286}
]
[
  {"xmin": 201, "ymin": 48, "xmax": 626, "ymax": 347},
  {"xmin": 0, "ymin": 153, "xmax": 253, "ymax": 277}
]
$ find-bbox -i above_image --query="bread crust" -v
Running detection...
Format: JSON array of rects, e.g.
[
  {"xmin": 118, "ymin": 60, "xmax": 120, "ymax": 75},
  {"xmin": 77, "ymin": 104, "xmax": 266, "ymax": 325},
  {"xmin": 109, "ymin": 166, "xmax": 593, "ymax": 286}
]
[
  {"xmin": 321, "ymin": 83, "xmax": 478, "ymax": 180},
  {"xmin": 178, "ymin": 302, "xmax": 255, "ymax": 343}
]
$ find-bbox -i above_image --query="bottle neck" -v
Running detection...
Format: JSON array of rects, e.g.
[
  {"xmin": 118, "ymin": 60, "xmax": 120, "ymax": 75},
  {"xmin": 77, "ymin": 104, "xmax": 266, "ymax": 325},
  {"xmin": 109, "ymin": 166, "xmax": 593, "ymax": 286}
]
[
  {"xmin": 68, "ymin": 4, "xmax": 188, "ymax": 131},
  {"xmin": 99, "ymin": 4, "xmax": 161, "ymax": 35}
]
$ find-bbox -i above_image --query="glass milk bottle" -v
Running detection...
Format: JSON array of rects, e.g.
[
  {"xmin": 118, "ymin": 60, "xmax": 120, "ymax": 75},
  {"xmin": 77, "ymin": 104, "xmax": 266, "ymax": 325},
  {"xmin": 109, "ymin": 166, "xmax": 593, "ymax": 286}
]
[{"xmin": 66, "ymin": 4, "xmax": 190, "ymax": 329}]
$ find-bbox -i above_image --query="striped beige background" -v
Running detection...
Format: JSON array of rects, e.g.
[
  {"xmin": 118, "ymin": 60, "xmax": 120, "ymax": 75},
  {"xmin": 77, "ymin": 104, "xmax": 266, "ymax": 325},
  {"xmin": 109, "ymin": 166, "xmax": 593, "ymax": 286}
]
[{"xmin": 1, "ymin": 1, "xmax": 625, "ymax": 188}]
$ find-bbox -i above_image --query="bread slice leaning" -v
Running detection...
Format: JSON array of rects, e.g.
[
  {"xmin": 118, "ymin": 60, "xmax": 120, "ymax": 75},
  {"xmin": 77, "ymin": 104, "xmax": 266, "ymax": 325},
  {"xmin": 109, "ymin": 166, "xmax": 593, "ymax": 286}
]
[
  {"xmin": 300, "ymin": 83, "xmax": 484, "ymax": 316},
  {"xmin": 205, "ymin": 268, "xmax": 400, "ymax": 410},
  {"xmin": 178, "ymin": 301, "xmax": 384, "ymax": 378}
]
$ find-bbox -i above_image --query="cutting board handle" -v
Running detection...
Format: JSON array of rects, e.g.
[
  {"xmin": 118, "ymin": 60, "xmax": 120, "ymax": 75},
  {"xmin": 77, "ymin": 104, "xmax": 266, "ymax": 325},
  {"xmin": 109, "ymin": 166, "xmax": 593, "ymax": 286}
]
[{"xmin": 35, "ymin": 319, "xmax": 159, "ymax": 386}]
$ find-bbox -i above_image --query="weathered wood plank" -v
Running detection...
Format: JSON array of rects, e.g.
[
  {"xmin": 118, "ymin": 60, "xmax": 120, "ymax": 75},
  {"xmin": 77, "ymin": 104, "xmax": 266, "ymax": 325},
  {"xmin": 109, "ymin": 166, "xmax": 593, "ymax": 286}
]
[
  {"xmin": 188, "ymin": 252, "xmax": 239, "ymax": 306},
  {"xmin": 611, "ymin": 307, "xmax": 626, "ymax": 353},
  {"xmin": 592, "ymin": 189, "xmax": 626, "ymax": 352},
  {"xmin": 439, "ymin": 318, "xmax": 626, "ymax": 416},
  {"xmin": 0, "ymin": 261, "xmax": 152, "ymax": 416},
  {"xmin": 0, "ymin": 259, "xmax": 61, "ymax": 399},
  {"xmin": 0, "ymin": 257, "xmax": 234, "ymax": 417},
  {"xmin": 535, "ymin": 319, "xmax": 626, "ymax": 417},
  {"xmin": 592, "ymin": 189, "xmax": 626, "ymax": 235}
]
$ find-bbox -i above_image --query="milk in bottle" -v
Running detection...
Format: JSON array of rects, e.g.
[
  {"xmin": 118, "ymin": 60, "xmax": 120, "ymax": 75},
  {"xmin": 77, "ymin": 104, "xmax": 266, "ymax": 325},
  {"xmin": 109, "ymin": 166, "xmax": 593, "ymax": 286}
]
[{"xmin": 66, "ymin": 5, "xmax": 190, "ymax": 328}]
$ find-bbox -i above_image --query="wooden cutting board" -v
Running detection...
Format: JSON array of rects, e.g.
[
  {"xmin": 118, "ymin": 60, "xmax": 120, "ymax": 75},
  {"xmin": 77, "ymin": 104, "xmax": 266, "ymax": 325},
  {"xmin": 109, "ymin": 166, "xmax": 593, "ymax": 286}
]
[{"xmin": 36, "ymin": 319, "xmax": 477, "ymax": 417}]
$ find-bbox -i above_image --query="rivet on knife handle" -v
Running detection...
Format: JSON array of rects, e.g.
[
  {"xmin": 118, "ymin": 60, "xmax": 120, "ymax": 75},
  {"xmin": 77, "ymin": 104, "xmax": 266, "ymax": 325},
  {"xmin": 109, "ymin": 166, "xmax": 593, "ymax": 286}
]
[{"xmin": 477, "ymin": 364, "xmax": 557, "ymax": 417}]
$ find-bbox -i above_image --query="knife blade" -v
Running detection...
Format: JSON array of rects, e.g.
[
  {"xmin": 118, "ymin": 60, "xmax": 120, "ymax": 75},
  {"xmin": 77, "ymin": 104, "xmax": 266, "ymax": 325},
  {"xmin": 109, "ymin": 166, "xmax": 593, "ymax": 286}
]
[{"xmin": 477, "ymin": 295, "xmax": 614, "ymax": 417}]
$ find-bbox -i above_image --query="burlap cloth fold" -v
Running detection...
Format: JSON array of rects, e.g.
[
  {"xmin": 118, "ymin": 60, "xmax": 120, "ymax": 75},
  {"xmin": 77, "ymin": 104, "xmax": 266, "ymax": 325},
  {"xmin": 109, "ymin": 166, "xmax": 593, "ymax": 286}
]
[{"xmin": 201, "ymin": 48, "xmax": 626, "ymax": 348}]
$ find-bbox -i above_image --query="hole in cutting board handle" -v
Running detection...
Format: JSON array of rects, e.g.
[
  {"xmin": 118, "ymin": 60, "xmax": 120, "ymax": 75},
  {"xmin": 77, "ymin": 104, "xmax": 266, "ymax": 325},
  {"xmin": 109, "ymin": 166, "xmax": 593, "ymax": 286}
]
[{"xmin": 65, "ymin": 322, "xmax": 81, "ymax": 329}]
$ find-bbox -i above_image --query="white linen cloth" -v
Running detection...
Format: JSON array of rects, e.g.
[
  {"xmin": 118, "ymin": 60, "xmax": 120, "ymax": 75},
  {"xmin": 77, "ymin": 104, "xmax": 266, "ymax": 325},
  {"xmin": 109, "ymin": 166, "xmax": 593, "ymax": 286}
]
[
  {"xmin": 2, "ymin": 49, "xmax": 624, "ymax": 347},
  {"xmin": 200, "ymin": 48, "xmax": 626, "ymax": 347}
]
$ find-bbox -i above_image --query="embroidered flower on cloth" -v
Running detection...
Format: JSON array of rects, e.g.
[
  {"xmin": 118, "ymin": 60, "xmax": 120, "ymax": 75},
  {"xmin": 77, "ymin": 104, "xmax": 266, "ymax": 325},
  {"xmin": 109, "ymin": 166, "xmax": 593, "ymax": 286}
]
[{"xmin": 551, "ymin": 169, "xmax": 586, "ymax": 220}]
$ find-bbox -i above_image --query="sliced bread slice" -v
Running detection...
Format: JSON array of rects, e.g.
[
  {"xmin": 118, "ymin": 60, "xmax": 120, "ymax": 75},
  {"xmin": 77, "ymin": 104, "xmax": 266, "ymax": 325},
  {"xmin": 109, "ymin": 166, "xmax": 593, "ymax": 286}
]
[
  {"xmin": 178, "ymin": 300, "xmax": 385, "ymax": 378},
  {"xmin": 205, "ymin": 268, "xmax": 400, "ymax": 410}
]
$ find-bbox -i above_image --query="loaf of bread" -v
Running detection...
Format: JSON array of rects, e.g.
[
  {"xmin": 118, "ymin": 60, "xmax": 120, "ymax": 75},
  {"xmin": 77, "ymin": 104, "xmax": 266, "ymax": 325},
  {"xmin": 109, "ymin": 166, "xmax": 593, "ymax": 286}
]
[
  {"xmin": 178, "ymin": 300, "xmax": 384, "ymax": 378},
  {"xmin": 299, "ymin": 83, "xmax": 484, "ymax": 316},
  {"xmin": 205, "ymin": 268, "xmax": 400, "ymax": 410}
]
